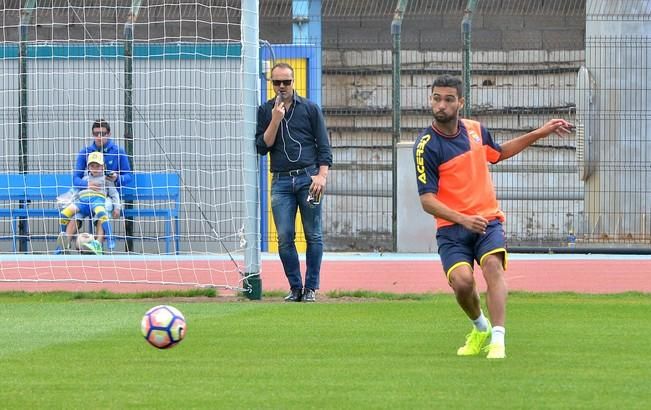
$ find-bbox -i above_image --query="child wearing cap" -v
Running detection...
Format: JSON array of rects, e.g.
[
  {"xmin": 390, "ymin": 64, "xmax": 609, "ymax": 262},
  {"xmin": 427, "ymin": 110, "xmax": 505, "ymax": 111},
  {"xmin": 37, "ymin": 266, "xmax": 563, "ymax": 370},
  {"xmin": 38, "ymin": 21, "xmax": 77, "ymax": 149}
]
[{"xmin": 55, "ymin": 151, "xmax": 121, "ymax": 254}]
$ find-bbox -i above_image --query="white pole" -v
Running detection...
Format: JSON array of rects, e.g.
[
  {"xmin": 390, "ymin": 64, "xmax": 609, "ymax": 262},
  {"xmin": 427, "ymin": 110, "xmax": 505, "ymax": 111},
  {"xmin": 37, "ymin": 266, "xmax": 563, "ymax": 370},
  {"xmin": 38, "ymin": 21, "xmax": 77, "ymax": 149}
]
[{"xmin": 241, "ymin": 0, "xmax": 261, "ymax": 298}]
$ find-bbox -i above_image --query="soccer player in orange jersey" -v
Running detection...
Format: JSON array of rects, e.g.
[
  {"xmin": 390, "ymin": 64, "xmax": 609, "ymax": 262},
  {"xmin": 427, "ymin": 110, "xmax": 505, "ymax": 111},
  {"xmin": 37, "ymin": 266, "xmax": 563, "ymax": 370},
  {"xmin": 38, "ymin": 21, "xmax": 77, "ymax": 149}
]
[{"xmin": 413, "ymin": 74, "xmax": 573, "ymax": 359}]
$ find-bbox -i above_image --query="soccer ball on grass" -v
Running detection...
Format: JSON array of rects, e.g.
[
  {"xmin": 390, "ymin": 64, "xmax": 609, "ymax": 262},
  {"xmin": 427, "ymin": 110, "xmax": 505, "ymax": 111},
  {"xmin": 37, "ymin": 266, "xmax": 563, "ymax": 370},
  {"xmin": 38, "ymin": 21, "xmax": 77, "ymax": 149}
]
[{"xmin": 141, "ymin": 305, "xmax": 187, "ymax": 349}]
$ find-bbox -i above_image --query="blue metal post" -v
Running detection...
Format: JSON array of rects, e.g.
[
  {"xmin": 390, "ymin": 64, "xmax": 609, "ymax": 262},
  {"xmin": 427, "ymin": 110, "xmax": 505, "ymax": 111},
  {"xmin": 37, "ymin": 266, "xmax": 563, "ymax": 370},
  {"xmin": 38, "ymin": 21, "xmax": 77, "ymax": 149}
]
[{"xmin": 292, "ymin": 0, "xmax": 321, "ymax": 104}]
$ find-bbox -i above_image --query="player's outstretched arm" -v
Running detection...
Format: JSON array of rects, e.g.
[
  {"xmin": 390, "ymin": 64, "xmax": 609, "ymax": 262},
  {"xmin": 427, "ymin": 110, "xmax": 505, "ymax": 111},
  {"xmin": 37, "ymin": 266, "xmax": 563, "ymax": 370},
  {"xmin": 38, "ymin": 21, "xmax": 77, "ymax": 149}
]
[{"xmin": 499, "ymin": 119, "xmax": 574, "ymax": 161}]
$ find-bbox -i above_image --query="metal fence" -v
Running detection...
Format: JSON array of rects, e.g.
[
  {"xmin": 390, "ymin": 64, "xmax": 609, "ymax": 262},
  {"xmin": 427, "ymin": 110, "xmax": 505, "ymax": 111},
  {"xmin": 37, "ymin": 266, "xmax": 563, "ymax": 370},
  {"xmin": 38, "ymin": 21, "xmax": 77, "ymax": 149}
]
[
  {"xmin": 259, "ymin": 0, "xmax": 650, "ymax": 252},
  {"xmin": 311, "ymin": 1, "xmax": 588, "ymax": 250}
]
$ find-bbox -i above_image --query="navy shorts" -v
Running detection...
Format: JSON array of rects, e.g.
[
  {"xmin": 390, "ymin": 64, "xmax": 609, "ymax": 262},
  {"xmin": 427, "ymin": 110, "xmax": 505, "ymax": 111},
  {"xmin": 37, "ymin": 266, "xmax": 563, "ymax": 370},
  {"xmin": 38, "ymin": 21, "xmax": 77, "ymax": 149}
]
[{"xmin": 436, "ymin": 219, "xmax": 508, "ymax": 279}]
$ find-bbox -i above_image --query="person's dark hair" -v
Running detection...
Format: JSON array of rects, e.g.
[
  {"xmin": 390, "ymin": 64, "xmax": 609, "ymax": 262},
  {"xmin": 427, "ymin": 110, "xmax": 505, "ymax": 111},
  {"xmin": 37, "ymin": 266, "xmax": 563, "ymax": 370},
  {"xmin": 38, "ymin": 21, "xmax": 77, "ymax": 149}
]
[
  {"xmin": 92, "ymin": 119, "xmax": 111, "ymax": 132},
  {"xmin": 270, "ymin": 62, "xmax": 294, "ymax": 78},
  {"xmin": 431, "ymin": 75, "xmax": 463, "ymax": 97}
]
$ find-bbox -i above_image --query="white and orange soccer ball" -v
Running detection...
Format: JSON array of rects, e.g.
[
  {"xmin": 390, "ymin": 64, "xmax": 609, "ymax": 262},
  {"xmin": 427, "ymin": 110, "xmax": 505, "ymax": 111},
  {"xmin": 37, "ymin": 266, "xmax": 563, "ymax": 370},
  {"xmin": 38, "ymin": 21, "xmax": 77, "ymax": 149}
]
[
  {"xmin": 76, "ymin": 232, "xmax": 95, "ymax": 251},
  {"xmin": 141, "ymin": 305, "xmax": 187, "ymax": 349}
]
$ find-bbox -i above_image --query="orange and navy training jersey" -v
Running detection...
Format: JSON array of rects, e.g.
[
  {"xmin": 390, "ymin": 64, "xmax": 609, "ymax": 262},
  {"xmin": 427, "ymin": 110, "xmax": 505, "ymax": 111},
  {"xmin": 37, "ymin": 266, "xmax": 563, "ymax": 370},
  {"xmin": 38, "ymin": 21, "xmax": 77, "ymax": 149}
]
[{"xmin": 413, "ymin": 119, "xmax": 505, "ymax": 228}]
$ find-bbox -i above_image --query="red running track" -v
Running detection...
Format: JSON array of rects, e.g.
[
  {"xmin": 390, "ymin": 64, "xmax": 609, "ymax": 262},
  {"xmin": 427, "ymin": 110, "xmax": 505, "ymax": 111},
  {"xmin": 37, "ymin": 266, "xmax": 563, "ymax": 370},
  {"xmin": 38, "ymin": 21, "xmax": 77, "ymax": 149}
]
[
  {"xmin": 260, "ymin": 257, "xmax": 651, "ymax": 294},
  {"xmin": 1, "ymin": 255, "xmax": 650, "ymax": 294}
]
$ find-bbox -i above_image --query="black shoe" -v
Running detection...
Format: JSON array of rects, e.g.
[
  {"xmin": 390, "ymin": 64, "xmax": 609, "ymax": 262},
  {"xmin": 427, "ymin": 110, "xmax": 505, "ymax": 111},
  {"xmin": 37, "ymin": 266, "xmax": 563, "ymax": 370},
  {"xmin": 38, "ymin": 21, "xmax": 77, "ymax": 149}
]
[
  {"xmin": 284, "ymin": 288, "xmax": 303, "ymax": 302},
  {"xmin": 302, "ymin": 289, "xmax": 316, "ymax": 302}
]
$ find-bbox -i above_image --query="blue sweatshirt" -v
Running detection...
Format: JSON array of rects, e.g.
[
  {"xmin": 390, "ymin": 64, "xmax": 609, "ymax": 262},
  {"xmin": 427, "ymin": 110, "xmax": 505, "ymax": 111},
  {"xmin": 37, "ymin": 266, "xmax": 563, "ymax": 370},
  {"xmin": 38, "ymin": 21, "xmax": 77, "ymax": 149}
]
[
  {"xmin": 255, "ymin": 93, "xmax": 332, "ymax": 172},
  {"xmin": 73, "ymin": 140, "xmax": 133, "ymax": 191}
]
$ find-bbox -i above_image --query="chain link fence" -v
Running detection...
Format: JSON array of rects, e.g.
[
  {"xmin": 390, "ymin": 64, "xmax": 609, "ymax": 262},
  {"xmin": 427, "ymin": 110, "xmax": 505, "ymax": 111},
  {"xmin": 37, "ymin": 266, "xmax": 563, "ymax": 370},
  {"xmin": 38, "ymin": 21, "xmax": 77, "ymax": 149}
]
[
  {"xmin": 261, "ymin": 0, "xmax": 651, "ymax": 252},
  {"xmin": 306, "ymin": 1, "xmax": 587, "ymax": 250}
]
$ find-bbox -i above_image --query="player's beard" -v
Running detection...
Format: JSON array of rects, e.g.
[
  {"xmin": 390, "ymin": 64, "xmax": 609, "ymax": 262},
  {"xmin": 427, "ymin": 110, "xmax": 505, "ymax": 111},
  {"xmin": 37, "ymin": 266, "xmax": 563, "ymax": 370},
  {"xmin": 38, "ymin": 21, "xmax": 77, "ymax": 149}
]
[{"xmin": 434, "ymin": 110, "xmax": 457, "ymax": 124}]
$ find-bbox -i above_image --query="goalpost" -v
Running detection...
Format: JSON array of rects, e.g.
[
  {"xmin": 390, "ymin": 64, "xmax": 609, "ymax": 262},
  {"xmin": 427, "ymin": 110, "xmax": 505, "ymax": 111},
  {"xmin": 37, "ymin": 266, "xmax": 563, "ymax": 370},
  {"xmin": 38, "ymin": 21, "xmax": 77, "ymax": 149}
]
[{"xmin": 0, "ymin": 1, "xmax": 261, "ymax": 295}]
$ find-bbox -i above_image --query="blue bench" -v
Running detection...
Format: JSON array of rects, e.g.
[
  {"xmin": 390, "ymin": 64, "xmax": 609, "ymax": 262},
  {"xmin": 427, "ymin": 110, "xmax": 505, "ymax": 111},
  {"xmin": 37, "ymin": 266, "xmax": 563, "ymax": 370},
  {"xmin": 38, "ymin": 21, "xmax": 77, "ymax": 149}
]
[{"xmin": 0, "ymin": 173, "xmax": 181, "ymax": 254}]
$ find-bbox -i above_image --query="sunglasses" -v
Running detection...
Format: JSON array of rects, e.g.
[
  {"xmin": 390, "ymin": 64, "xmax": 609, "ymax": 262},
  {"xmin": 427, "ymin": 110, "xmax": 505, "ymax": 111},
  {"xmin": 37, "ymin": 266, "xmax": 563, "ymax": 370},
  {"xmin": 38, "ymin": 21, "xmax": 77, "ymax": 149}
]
[
  {"xmin": 272, "ymin": 79, "xmax": 293, "ymax": 86},
  {"xmin": 92, "ymin": 131, "xmax": 108, "ymax": 137}
]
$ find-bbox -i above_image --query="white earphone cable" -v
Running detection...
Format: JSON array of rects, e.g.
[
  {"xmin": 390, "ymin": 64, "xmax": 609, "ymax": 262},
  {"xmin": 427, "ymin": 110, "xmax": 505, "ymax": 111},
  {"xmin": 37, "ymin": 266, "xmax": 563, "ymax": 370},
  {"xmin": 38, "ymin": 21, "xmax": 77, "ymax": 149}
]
[{"xmin": 279, "ymin": 100, "xmax": 302, "ymax": 163}]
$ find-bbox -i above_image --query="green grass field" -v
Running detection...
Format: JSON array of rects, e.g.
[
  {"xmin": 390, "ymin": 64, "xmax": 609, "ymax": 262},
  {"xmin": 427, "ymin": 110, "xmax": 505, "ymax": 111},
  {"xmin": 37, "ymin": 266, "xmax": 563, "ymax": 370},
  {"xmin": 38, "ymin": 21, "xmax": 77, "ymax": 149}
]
[{"xmin": 1, "ymin": 291, "xmax": 649, "ymax": 409}]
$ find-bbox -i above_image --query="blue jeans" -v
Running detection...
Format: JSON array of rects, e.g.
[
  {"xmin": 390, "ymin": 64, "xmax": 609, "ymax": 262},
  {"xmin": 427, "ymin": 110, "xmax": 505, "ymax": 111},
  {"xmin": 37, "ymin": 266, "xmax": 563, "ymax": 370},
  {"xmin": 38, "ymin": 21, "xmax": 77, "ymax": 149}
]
[{"xmin": 271, "ymin": 168, "xmax": 323, "ymax": 290}]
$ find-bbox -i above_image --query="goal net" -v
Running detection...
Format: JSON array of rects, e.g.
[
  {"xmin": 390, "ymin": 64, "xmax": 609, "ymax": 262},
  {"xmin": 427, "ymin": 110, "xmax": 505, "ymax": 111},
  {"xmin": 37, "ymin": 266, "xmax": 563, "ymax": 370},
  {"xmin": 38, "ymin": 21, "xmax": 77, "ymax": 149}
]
[{"xmin": 0, "ymin": 1, "xmax": 260, "ymax": 293}]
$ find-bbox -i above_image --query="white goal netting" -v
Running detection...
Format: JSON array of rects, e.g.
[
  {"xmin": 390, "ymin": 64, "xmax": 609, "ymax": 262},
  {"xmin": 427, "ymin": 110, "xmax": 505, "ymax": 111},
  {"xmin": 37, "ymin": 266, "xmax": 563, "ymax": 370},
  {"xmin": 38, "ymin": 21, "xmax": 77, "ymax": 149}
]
[{"xmin": 0, "ymin": 1, "xmax": 260, "ymax": 292}]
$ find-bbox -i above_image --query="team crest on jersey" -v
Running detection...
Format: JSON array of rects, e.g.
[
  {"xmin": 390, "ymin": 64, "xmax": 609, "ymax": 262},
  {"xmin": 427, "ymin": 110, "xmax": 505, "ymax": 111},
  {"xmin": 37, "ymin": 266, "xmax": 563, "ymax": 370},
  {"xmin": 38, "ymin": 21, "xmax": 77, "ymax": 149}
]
[{"xmin": 468, "ymin": 129, "xmax": 481, "ymax": 143}]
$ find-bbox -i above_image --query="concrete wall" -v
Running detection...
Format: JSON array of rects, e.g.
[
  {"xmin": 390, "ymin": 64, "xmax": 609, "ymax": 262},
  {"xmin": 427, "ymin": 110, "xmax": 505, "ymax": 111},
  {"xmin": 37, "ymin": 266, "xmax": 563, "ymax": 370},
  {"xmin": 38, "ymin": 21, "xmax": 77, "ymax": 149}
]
[
  {"xmin": 325, "ymin": 47, "xmax": 582, "ymax": 250},
  {"xmin": 396, "ymin": 142, "xmax": 436, "ymax": 253},
  {"xmin": 267, "ymin": 1, "xmax": 586, "ymax": 51},
  {"xmin": 0, "ymin": 1, "xmax": 586, "ymax": 51},
  {"xmin": 583, "ymin": 0, "xmax": 651, "ymax": 241}
]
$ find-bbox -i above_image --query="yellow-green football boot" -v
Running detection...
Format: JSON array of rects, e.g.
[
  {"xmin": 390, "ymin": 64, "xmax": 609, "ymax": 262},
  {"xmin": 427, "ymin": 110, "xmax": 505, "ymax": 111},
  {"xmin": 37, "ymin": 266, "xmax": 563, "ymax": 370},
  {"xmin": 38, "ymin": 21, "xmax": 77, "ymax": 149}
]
[{"xmin": 457, "ymin": 322, "xmax": 492, "ymax": 356}]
